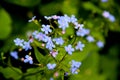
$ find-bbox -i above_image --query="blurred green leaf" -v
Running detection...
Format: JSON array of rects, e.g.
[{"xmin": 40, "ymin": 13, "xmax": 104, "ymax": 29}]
[
  {"xmin": 82, "ymin": 2, "xmax": 102, "ymax": 14},
  {"xmin": 33, "ymin": 46, "xmax": 45, "ymax": 63},
  {"xmin": 39, "ymin": 2, "xmax": 61, "ymax": 16},
  {"xmin": 62, "ymin": 0, "xmax": 79, "ymax": 16},
  {"xmin": 0, "ymin": 8, "xmax": 11, "ymax": 40},
  {"xmin": 100, "ymin": 55, "xmax": 118, "ymax": 80},
  {"xmin": 0, "ymin": 66, "xmax": 22, "ymax": 79},
  {"xmin": 24, "ymin": 67, "xmax": 45, "ymax": 80},
  {"xmin": 5, "ymin": 0, "xmax": 40, "ymax": 7}
]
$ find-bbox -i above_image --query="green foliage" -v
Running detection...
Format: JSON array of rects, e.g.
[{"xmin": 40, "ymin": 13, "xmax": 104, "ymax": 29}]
[
  {"xmin": 82, "ymin": 2, "xmax": 102, "ymax": 14},
  {"xmin": 62, "ymin": 0, "xmax": 79, "ymax": 16},
  {"xmin": 0, "ymin": 8, "xmax": 11, "ymax": 40},
  {"xmin": 4, "ymin": 0, "xmax": 41, "ymax": 7},
  {"xmin": 0, "ymin": 66, "xmax": 22, "ymax": 80},
  {"xmin": 39, "ymin": 2, "xmax": 61, "ymax": 16},
  {"xmin": 33, "ymin": 46, "xmax": 45, "ymax": 63}
]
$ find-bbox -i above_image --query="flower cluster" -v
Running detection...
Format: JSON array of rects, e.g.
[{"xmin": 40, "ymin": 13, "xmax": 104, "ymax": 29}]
[
  {"xmin": 70, "ymin": 60, "xmax": 82, "ymax": 74},
  {"xmin": 14, "ymin": 38, "xmax": 32, "ymax": 51},
  {"xmin": 11, "ymin": 14, "xmax": 104, "ymax": 76},
  {"xmin": 102, "ymin": 11, "xmax": 115, "ymax": 22}
]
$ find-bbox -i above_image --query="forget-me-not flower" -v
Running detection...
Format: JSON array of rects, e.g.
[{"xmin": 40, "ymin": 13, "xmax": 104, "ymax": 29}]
[
  {"xmin": 70, "ymin": 60, "xmax": 82, "ymax": 74},
  {"xmin": 96, "ymin": 41, "xmax": 104, "ymax": 48},
  {"xmin": 74, "ymin": 22, "xmax": 84, "ymax": 29},
  {"xmin": 53, "ymin": 37, "xmax": 64, "ymax": 45},
  {"xmin": 28, "ymin": 16, "xmax": 36, "ymax": 22},
  {"xmin": 41, "ymin": 25, "xmax": 52, "ymax": 34},
  {"xmin": 102, "ymin": 11, "xmax": 115, "ymax": 22},
  {"xmin": 76, "ymin": 28, "xmax": 90, "ymax": 37},
  {"xmin": 47, "ymin": 63, "xmax": 56, "ymax": 70},
  {"xmin": 108, "ymin": 14, "xmax": 115, "ymax": 22},
  {"xmin": 32, "ymin": 31, "xmax": 49, "ymax": 42},
  {"xmin": 70, "ymin": 15, "xmax": 77, "ymax": 23},
  {"xmin": 101, "ymin": 0, "xmax": 108, "ymax": 2},
  {"xmin": 86, "ymin": 35, "xmax": 95, "ymax": 42},
  {"xmin": 46, "ymin": 37, "xmax": 55, "ymax": 50},
  {"xmin": 14, "ymin": 38, "xmax": 24, "ymax": 47},
  {"xmin": 65, "ymin": 45, "xmax": 74, "ymax": 55},
  {"xmin": 102, "ymin": 11, "xmax": 110, "ymax": 18},
  {"xmin": 75, "ymin": 41, "xmax": 85, "ymax": 51},
  {"xmin": 24, "ymin": 55, "xmax": 33, "ymax": 64},
  {"xmin": 50, "ymin": 77, "xmax": 54, "ymax": 80},
  {"xmin": 22, "ymin": 41, "xmax": 32, "ymax": 51},
  {"xmin": 10, "ymin": 51, "xmax": 18, "ymax": 59},
  {"xmin": 58, "ymin": 15, "xmax": 70, "ymax": 30}
]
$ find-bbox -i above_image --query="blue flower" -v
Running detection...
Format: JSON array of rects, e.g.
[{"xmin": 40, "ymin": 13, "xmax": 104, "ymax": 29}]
[
  {"xmin": 101, "ymin": 0, "xmax": 108, "ymax": 2},
  {"xmin": 50, "ymin": 77, "xmax": 54, "ymax": 80},
  {"xmin": 42, "ymin": 35, "xmax": 50, "ymax": 42},
  {"xmin": 65, "ymin": 45, "xmax": 74, "ymax": 55},
  {"xmin": 102, "ymin": 11, "xmax": 115, "ymax": 22},
  {"xmin": 71, "ymin": 60, "xmax": 82, "ymax": 68},
  {"xmin": 24, "ymin": 55, "xmax": 33, "ymax": 64},
  {"xmin": 96, "ymin": 41, "xmax": 104, "ymax": 48},
  {"xmin": 70, "ymin": 15, "xmax": 77, "ymax": 23},
  {"xmin": 32, "ymin": 31, "xmax": 50, "ymax": 42},
  {"xmin": 58, "ymin": 15, "xmax": 70, "ymax": 30},
  {"xmin": 75, "ymin": 41, "xmax": 85, "ymax": 51},
  {"xmin": 22, "ymin": 41, "xmax": 32, "ymax": 51},
  {"xmin": 108, "ymin": 14, "xmax": 115, "ymax": 22},
  {"xmin": 74, "ymin": 22, "xmax": 84, "ymax": 29},
  {"xmin": 64, "ymin": 14, "xmax": 71, "ymax": 22},
  {"xmin": 76, "ymin": 28, "xmax": 90, "ymax": 37},
  {"xmin": 46, "ymin": 37, "xmax": 55, "ymax": 50},
  {"xmin": 47, "ymin": 63, "xmax": 56, "ymax": 70},
  {"xmin": 28, "ymin": 16, "xmax": 36, "ymax": 22},
  {"xmin": 86, "ymin": 35, "xmax": 94, "ymax": 42},
  {"xmin": 70, "ymin": 60, "xmax": 82, "ymax": 74},
  {"xmin": 102, "ymin": 11, "xmax": 110, "ymax": 18},
  {"xmin": 10, "ymin": 51, "xmax": 18, "ymax": 59},
  {"xmin": 41, "ymin": 25, "xmax": 52, "ymax": 34},
  {"xmin": 32, "ymin": 30, "xmax": 39, "ymax": 38},
  {"xmin": 14, "ymin": 38, "xmax": 24, "ymax": 47},
  {"xmin": 53, "ymin": 37, "xmax": 64, "ymax": 45},
  {"xmin": 70, "ymin": 67, "xmax": 78, "ymax": 74}
]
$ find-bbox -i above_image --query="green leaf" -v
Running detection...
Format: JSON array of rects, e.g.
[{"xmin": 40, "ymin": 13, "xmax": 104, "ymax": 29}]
[
  {"xmin": 62, "ymin": 0, "xmax": 79, "ymax": 16},
  {"xmin": 0, "ymin": 8, "xmax": 12, "ymax": 40},
  {"xmin": 34, "ymin": 46, "xmax": 45, "ymax": 63},
  {"xmin": 82, "ymin": 2, "xmax": 102, "ymax": 14},
  {"xmin": 39, "ymin": 2, "xmax": 61, "ymax": 16},
  {"xmin": 24, "ymin": 67, "xmax": 46, "ymax": 80},
  {"xmin": 0, "ymin": 66, "xmax": 22, "ymax": 79},
  {"xmin": 5, "ymin": 0, "xmax": 40, "ymax": 7}
]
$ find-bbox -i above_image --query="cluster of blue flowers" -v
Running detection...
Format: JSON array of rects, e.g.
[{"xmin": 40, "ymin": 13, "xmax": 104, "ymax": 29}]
[
  {"xmin": 102, "ymin": 11, "xmax": 115, "ymax": 22},
  {"xmin": 70, "ymin": 60, "xmax": 82, "ymax": 74},
  {"xmin": 14, "ymin": 38, "xmax": 32, "ymax": 51},
  {"xmin": 11, "ymin": 14, "xmax": 104, "ymax": 76}
]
